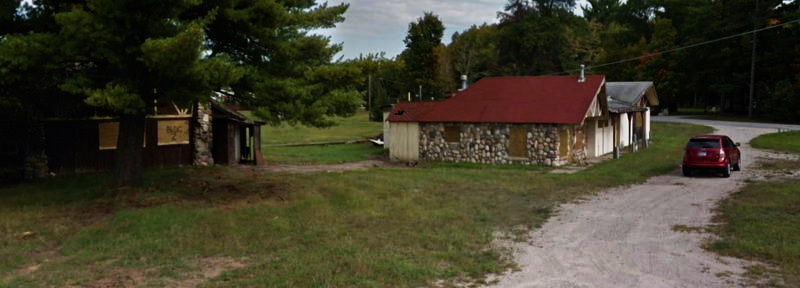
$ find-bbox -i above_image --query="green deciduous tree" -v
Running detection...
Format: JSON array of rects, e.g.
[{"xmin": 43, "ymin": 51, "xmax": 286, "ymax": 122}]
[{"xmin": 448, "ymin": 24, "xmax": 501, "ymax": 85}]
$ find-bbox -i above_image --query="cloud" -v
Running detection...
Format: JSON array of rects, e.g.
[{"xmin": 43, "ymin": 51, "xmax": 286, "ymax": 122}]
[{"xmin": 316, "ymin": 0, "xmax": 588, "ymax": 59}]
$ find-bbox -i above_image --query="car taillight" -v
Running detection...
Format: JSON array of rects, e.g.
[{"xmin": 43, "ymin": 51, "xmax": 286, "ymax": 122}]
[{"xmin": 719, "ymin": 150, "xmax": 725, "ymax": 159}]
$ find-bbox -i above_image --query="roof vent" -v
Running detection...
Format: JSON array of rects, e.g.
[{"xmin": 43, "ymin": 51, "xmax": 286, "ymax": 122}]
[
  {"xmin": 459, "ymin": 75, "xmax": 468, "ymax": 91},
  {"xmin": 578, "ymin": 64, "xmax": 586, "ymax": 83}
]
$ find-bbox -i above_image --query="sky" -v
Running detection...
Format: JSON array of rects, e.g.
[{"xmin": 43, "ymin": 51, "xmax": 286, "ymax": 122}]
[{"xmin": 317, "ymin": 0, "xmax": 589, "ymax": 60}]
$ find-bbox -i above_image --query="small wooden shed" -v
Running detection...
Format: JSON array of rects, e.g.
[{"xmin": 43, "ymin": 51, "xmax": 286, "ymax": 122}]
[
  {"xmin": 210, "ymin": 102, "xmax": 265, "ymax": 166},
  {"xmin": 43, "ymin": 101, "xmax": 264, "ymax": 174}
]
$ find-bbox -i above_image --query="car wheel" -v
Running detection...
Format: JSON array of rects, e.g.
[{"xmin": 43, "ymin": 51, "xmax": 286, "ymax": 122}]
[
  {"xmin": 733, "ymin": 160, "xmax": 741, "ymax": 171},
  {"xmin": 722, "ymin": 161, "xmax": 731, "ymax": 178},
  {"xmin": 682, "ymin": 167, "xmax": 691, "ymax": 177}
]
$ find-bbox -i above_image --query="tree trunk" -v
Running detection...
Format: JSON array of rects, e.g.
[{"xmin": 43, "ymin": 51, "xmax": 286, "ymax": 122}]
[{"xmin": 113, "ymin": 112, "xmax": 147, "ymax": 187}]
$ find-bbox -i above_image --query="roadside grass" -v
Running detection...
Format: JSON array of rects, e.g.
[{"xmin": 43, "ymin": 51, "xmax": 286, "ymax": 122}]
[
  {"xmin": 264, "ymin": 143, "xmax": 385, "ymax": 164},
  {"xmin": 708, "ymin": 179, "xmax": 800, "ymax": 287},
  {"xmin": 672, "ymin": 107, "xmax": 708, "ymax": 115},
  {"xmin": 708, "ymin": 130, "xmax": 800, "ymax": 287},
  {"xmin": 0, "ymin": 122, "xmax": 711, "ymax": 287},
  {"xmin": 260, "ymin": 110, "xmax": 382, "ymax": 145},
  {"xmin": 683, "ymin": 114, "xmax": 798, "ymax": 125},
  {"xmin": 751, "ymin": 131, "xmax": 800, "ymax": 154}
]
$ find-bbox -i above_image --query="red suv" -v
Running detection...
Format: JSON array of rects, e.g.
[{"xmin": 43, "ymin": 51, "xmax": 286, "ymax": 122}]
[{"xmin": 682, "ymin": 135, "xmax": 741, "ymax": 177}]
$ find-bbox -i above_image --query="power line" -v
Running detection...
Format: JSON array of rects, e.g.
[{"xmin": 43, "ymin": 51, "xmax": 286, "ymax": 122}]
[{"xmin": 547, "ymin": 17, "xmax": 800, "ymax": 76}]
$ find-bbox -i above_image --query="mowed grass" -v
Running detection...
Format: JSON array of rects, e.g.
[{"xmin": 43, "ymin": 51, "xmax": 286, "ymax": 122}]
[
  {"xmin": 0, "ymin": 122, "xmax": 710, "ymax": 287},
  {"xmin": 751, "ymin": 131, "xmax": 800, "ymax": 154},
  {"xmin": 255, "ymin": 110, "xmax": 385, "ymax": 164},
  {"xmin": 709, "ymin": 130, "xmax": 800, "ymax": 287},
  {"xmin": 264, "ymin": 143, "xmax": 385, "ymax": 164},
  {"xmin": 709, "ymin": 179, "xmax": 800, "ymax": 287},
  {"xmin": 261, "ymin": 110, "xmax": 382, "ymax": 145}
]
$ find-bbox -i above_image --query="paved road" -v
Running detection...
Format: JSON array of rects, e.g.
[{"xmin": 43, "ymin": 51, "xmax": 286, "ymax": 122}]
[
  {"xmin": 652, "ymin": 115, "xmax": 800, "ymax": 131},
  {"xmin": 488, "ymin": 120, "xmax": 790, "ymax": 288}
]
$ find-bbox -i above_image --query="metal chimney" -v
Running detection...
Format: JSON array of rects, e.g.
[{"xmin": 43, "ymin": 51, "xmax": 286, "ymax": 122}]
[
  {"xmin": 578, "ymin": 64, "xmax": 586, "ymax": 83},
  {"xmin": 460, "ymin": 74, "xmax": 468, "ymax": 90}
]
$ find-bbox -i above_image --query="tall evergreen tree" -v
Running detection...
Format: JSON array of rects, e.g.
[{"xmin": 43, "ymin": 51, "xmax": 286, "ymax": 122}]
[
  {"xmin": 401, "ymin": 12, "xmax": 446, "ymax": 100},
  {"xmin": 1, "ymin": 0, "xmax": 361, "ymax": 186},
  {"xmin": 497, "ymin": 0, "xmax": 578, "ymax": 75}
]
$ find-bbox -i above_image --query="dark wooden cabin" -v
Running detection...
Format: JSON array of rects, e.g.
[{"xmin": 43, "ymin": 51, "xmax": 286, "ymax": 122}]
[{"xmin": 44, "ymin": 101, "xmax": 263, "ymax": 174}]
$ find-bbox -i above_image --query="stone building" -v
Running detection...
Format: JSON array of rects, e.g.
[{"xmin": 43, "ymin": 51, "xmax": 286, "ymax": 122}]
[{"xmin": 386, "ymin": 75, "xmax": 610, "ymax": 166}]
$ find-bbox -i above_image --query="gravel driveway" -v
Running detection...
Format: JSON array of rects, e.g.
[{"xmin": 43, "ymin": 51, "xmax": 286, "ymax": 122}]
[{"xmin": 488, "ymin": 119, "xmax": 793, "ymax": 288}]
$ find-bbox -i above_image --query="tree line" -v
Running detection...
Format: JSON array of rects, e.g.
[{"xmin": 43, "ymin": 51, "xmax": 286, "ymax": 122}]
[
  {"xmin": 354, "ymin": 0, "xmax": 800, "ymax": 122},
  {"xmin": 1, "ymin": 0, "xmax": 798, "ymax": 185},
  {"xmin": 0, "ymin": 0, "xmax": 362, "ymax": 185}
]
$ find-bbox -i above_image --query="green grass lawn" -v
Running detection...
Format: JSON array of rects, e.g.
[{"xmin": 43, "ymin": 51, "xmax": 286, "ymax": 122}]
[
  {"xmin": 0, "ymin": 122, "xmax": 711, "ymax": 287},
  {"xmin": 253, "ymin": 110, "xmax": 385, "ymax": 164},
  {"xmin": 707, "ymin": 130, "xmax": 800, "ymax": 287},
  {"xmin": 709, "ymin": 179, "xmax": 800, "ymax": 287},
  {"xmin": 264, "ymin": 143, "xmax": 385, "ymax": 164},
  {"xmin": 751, "ymin": 131, "xmax": 800, "ymax": 154},
  {"xmin": 260, "ymin": 110, "xmax": 383, "ymax": 145}
]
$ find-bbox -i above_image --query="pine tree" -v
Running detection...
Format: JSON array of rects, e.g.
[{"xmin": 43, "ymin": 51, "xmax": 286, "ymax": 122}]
[{"xmin": 1, "ymin": 0, "xmax": 361, "ymax": 186}]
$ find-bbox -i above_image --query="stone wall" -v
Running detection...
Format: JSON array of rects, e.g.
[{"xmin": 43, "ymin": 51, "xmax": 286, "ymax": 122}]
[
  {"xmin": 419, "ymin": 123, "xmax": 574, "ymax": 165},
  {"xmin": 193, "ymin": 103, "xmax": 214, "ymax": 166}
]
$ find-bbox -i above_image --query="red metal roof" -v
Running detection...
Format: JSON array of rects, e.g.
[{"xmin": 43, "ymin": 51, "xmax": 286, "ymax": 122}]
[
  {"xmin": 387, "ymin": 75, "xmax": 605, "ymax": 124},
  {"xmin": 385, "ymin": 101, "xmax": 442, "ymax": 122}
]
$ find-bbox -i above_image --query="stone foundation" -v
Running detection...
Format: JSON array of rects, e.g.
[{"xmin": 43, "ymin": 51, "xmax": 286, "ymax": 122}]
[
  {"xmin": 23, "ymin": 152, "xmax": 49, "ymax": 179},
  {"xmin": 420, "ymin": 123, "xmax": 579, "ymax": 165}
]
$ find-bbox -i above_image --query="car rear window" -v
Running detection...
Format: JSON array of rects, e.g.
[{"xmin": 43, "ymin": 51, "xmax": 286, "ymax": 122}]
[{"xmin": 687, "ymin": 139, "xmax": 721, "ymax": 148}]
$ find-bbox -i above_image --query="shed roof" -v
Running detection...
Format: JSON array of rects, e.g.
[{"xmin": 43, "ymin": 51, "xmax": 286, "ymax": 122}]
[
  {"xmin": 211, "ymin": 102, "xmax": 265, "ymax": 125},
  {"xmin": 608, "ymin": 98, "xmax": 648, "ymax": 113},
  {"xmin": 387, "ymin": 75, "xmax": 606, "ymax": 124},
  {"xmin": 385, "ymin": 101, "xmax": 442, "ymax": 122},
  {"xmin": 606, "ymin": 82, "xmax": 659, "ymax": 106}
]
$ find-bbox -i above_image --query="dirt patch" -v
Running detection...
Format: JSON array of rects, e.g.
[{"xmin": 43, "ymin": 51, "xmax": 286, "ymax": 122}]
[
  {"xmin": 258, "ymin": 160, "xmax": 404, "ymax": 174},
  {"xmin": 168, "ymin": 257, "xmax": 247, "ymax": 288},
  {"xmin": 62, "ymin": 269, "xmax": 146, "ymax": 288}
]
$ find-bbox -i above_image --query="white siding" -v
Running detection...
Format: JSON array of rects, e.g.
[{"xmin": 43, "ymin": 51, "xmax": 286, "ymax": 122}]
[
  {"xmin": 645, "ymin": 108, "xmax": 651, "ymax": 141},
  {"xmin": 598, "ymin": 120, "xmax": 614, "ymax": 156},
  {"xmin": 388, "ymin": 122, "xmax": 420, "ymax": 162},
  {"xmin": 619, "ymin": 113, "xmax": 630, "ymax": 147},
  {"xmin": 586, "ymin": 120, "xmax": 596, "ymax": 157},
  {"xmin": 587, "ymin": 119, "xmax": 615, "ymax": 157}
]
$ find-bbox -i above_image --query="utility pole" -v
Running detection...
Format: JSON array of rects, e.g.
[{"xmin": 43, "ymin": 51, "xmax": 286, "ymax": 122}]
[
  {"xmin": 748, "ymin": 0, "xmax": 759, "ymax": 119},
  {"xmin": 367, "ymin": 73, "xmax": 372, "ymax": 112}
]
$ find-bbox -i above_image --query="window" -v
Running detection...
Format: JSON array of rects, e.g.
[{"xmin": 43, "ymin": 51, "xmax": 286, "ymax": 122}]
[
  {"xmin": 444, "ymin": 126, "xmax": 460, "ymax": 143},
  {"xmin": 598, "ymin": 119, "xmax": 609, "ymax": 128},
  {"xmin": 99, "ymin": 122, "xmax": 147, "ymax": 149},
  {"xmin": 687, "ymin": 139, "xmax": 721, "ymax": 149},
  {"xmin": 723, "ymin": 137, "xmax": 736, "ymax": 148},
  {"xmin": 509, "ymin": 126, "xmax": 527, "ymax": 158},
  {"xmin": 98, "ymin": 122, "xmax": 119, "ymax": 150}
]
